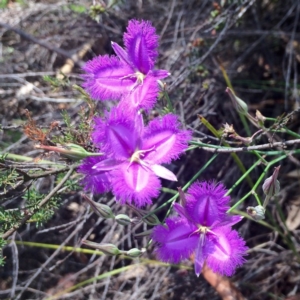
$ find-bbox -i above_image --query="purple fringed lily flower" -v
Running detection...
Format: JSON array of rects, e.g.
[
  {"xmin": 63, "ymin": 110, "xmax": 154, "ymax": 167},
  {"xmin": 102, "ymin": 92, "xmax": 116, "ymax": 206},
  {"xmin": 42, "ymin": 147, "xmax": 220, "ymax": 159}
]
[
  {"xmin": 83, "ymin": 19, "xmax": 169, "ymax": 111},
  {"xmin": 77, "ymin": 156, "xmax": 112, "ymax": 194},
  {"xmin": 152, "ymin": 181, "xmax": 248, "ymax": 276},
  {"xmin": 82, "ymin": 106, "xmax": 191, "ymax": 207}
]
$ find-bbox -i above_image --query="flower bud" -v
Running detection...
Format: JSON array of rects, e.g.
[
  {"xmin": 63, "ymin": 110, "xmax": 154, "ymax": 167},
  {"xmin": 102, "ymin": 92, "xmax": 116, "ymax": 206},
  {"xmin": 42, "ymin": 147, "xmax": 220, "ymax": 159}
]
[
  {"xmin": 115, "ymin": 214, "xmax": 133, "ymax": 226},
  {"xmin": 125, "ymin": 248, "xmax": 146, "ymax": 258},
  {"xmin": 93, "ymin": 203, "xmax": 114, "ymax": 219},
  {"xmin": 143, "ymin": 214, "xmax": 161, "ymax": 226},
  {"xmin": 262, "ymin": 166, "xmax": 281, "ymax": 198},
  {"xmin": 82, "ymin": 240, "xmax": 120, "ymax": 256},
  {"xmin": 127, "ymin": 205, "xmax": 161, "ymax": 226},
  {"xmin": 246, "ymin": 205, "xmax": 265, "ymax": 220},
  {"xmin": 35, "ymin": 143, "xmax": 103, "ymax": 160},
  {"xmin": 226, "ymin": 87, "xmax": 248, "ymax": 116},
  {"xmin": 81, "ymin": 194, "xmax": 114, "ymax": 219},
  {"xmin": 134, "ymin": 229, "xmax": 153, "ymax": 239}
]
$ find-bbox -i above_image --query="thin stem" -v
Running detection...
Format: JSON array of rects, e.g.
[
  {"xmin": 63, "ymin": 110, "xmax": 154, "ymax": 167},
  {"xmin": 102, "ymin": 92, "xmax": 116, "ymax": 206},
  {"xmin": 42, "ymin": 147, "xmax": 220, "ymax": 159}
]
[
  {"xmin": 1, "ymin": 153, "xmax": 66, "ymax": 167},
  {"xmin": 199, "ymin": 115, "xmax": 253, "ymax": 187},
  {"xmin": 190, "ymin": 139, "xmax": 300, "ymax": 152},
  {"xmin": 227, "ymin": 154, "xmax": 287, "ymax": 212},
  {"xmin": 226, "ymin": 159, "xmax": 262, "ymax": 196},
  {"xmin": 217, "ymin": 58, "xmax": 251, "ymax": 135}
]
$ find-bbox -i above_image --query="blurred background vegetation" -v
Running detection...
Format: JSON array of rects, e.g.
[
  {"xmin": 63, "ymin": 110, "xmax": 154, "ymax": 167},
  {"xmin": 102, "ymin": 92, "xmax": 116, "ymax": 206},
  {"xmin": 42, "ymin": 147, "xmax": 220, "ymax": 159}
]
[{"xmin": 1, "ymin": 0, "xmax": 300, "ymax": 299}]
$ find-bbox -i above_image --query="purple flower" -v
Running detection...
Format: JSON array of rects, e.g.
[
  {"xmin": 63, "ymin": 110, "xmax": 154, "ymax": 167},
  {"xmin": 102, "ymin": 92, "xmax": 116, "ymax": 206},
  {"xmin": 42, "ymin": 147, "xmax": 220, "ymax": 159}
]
[
  {"xmin": 83, "ymin": 106, "xmax": 191, "ymax": 207},
  {"xmin": 77, "ymin": 156, "xmax": 112, "ymax": 194},
  {"xmin": 83, "ymin": 20, "xmax": 169, "ymax": 111},
  {"xmin": 152, "ymin": 181, "xmax": 248, "ymax": 276}
]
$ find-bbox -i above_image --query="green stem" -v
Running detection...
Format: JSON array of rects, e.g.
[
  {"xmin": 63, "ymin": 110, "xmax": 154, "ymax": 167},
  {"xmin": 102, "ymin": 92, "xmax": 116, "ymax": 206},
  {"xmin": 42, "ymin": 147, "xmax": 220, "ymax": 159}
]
[
  {"xmin": 227, "ymin": 154, "xmax": 287, "ymax": 212},
  {"xmin": 226, "ymin": 159, "xmax": 262, "ymax": 196},
  {"xmin": 1, "ymin": 153, "xmax": 66, "ymax": 167},
  {"xmin": 283, "ymin": 127, "xmax": 300, "ymax": 139},
  {"xmin": 218, "ymin": 61, "xmax": 251, "ymax": 135},
  {"xmin": 199, "ymin": 115, "xmax": 254, "ymax": 187}
]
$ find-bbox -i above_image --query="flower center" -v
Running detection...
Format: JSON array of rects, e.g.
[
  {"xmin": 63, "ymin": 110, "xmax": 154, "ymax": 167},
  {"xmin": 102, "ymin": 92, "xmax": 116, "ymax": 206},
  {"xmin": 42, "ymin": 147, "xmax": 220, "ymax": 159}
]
[
  {"xmin": 198, "ymin": 225, "xmax": 209, "ymax": 234},
  {"xmin": 120, "ymin": 72, "xmax": 146, "ymax": 96},
  {"xmin": 127, "ymin": 147, "xmax": 155, "ymax": 171},
  {"xmin": 120, "ymin": 72, "xmax": 146, "ymax": 85},
  {"xmin": 135, "ymin": 71, "xmax": 146, "ymax": 85},
  {"xmin": 190, "ymin": 225, "xmax": 216, "ymax": 238},
  {"xmin": 130, "ymin": 149, "xmax": 146, "ymax": 164}
]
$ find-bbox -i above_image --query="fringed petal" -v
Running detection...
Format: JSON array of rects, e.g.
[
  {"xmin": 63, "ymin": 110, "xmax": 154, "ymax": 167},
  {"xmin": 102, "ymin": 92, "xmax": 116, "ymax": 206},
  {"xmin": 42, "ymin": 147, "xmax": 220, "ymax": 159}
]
[
  {"xmin": 92, "ymin": 107, "xmax": 137, "ymax": 160},
  {"xmin": 124, "ymin": 20, "xmax": 159, "ymax": 73},
  {"xmin": 77, "ymin": 157, "xmax": 112, "ymax": 194},
  {"xmin": 119, "ymin": 75, "xmax": 159, "ymax": 111},
  {"xmin": 185, "ymin": 181, "xmax": 230, "ymax": 226},
  {"xmin": 206, "ymin": 226, "xmax": 248, "ymax": 276},
  {"xmin": 152, "ymin": 217, "xmax": 198, "ymax": 263},
  {"xmin": 111, "ymin": 162, "xmax": 161, "ymax": 207},
  {"xmin": 142, "ymin": 114, "xmax": 192, "ymax": 164},
  {"xmin": 82, "ymin": 55, "xmax": 135, "ymax": 101}
]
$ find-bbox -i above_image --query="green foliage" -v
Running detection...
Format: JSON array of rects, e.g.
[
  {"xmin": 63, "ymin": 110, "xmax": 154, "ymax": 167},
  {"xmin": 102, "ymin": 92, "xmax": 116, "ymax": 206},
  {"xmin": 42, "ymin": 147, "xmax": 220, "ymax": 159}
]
[
  {"xmin": 0, "ymin": 238, "xmax": 6, "ymax": 266},
  {"xmin": 210, "ymin": 9, "xmax": 219, "ymax": 18},
  {"xmin": 88, "ymin": 1, "xmax": 118, "ymax": 22},
  {"xmin": 61, "ymin": 110, "xmax": 72, "ymax": 128},
  {"xmin": 43, "ymin": 74, "xmax": 70, "ymax": 90},
  {"xmin": 0, "ymin": 187, "xmax": 60, "ymax": 234},
  {"xmin": 0, "ymin": 0, "xmax": 9, "ymax": 8},
  {"xmin": 72, "ymin": 84, "xmax": 95, "ymax": 112},
  {"xmin": 56, "ymin": 172, "xmax": 80, "ymax": 192},
  {"xmin": 0, "ymin": 206, "xmax": 23, "ymax": 231},
  {"xmin": 0, "ymin": 168, "xmax": 19, "ymax": 196},
  {"xmin": 195, "ymin": 65, "xmax": 209, "ymax": 78},
  {"xmin": 0, "ymin": 128, "xmax": 23, "ymax": 149},
  {"xmin": 89, "ymin": 4, "xmax": 106, "ymax": 22},
  {"xmin": 51, "ymin": 108, "xmax": 93, "ymax": 149},
  {"xmin": 68, "ymin": 3, "xmax": 86, "ymax": 13},
  {"xmin": 23, "ymin": 188, "xmax": 60, "ymax": 227}
]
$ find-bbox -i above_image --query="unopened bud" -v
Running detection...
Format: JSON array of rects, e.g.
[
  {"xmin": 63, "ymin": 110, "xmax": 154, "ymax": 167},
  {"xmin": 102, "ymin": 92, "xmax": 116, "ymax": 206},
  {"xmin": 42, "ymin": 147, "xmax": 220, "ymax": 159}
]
[
  {"xmin": 127, "ymin": 205, "xmax": 161, "ymax": 226},
  {"xmin": 143, "ymin": 214, "xmax": 161, "ymax": 226},
  {"xmin": 82, "ymin": 240, "xmax": 120, "ymax": 256},
  {"xmin": 262, "ymin": 166, "xmax": 281, "ymax": 198},
  {"xmin": 125, "ymin": 248, "xmax": 146, "ymax": 258},
  {"xmin": 247, "ymin": 205, "xmax": 265, "ymax": 220},
  {"xmin": 35, "ymin": 143, "xmax": 103, "ymax": 160},
  {"xmin": 94, "ymin": 203, "xmax": 114, "ymax": 219},
  {"xmin": 226, "ymin": 87, "xmax": 248, "ymax": 116},
  {"xmin": 115, "ymin": 214, "xmax": 134, "ymax": 226},
  {"xmin": 134, "ymin": 229, "xmax": 153, "ymax": 239},
  {"xmin": 82, "ymin": 194, "xmax": 114, "ymax": 219}
]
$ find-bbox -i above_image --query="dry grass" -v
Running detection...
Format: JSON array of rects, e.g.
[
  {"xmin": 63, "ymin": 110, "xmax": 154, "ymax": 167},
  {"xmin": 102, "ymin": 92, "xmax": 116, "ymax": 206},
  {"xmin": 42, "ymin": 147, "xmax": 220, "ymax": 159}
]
[{"xmin": 1, "ymin": 0, "xmax": 300, "ymax": 299}]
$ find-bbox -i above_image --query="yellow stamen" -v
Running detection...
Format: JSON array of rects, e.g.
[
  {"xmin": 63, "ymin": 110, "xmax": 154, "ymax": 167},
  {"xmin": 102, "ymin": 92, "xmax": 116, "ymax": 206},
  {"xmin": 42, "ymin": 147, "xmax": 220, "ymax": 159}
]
[
  {"xmin": 135, "ymin": 71, "xmax": 145, "ymax": 85},
  {"xmin": 126, "ymin": 146, "xmax": 155, "ymax": 171}
]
